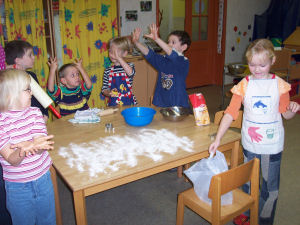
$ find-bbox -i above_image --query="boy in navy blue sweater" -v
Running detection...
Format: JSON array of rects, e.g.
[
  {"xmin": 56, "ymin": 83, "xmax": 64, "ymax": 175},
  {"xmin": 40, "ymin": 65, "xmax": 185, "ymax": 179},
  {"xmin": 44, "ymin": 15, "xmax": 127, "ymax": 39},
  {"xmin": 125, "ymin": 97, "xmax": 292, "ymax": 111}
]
[{"xmin": 132, "ymin": 23, "xmax": 191, "ymax": 107}]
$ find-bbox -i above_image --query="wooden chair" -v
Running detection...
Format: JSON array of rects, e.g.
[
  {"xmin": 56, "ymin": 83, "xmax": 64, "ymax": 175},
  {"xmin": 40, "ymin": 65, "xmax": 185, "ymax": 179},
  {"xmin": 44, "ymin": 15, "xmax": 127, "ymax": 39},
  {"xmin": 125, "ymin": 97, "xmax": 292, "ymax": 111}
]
[
  {"xmin": 176, "ymin": 158, "xmax": 260, "ymax": 225},
  {"xmin": 214, "ymin": 110, "xmax": 244, "ymax": 166}
]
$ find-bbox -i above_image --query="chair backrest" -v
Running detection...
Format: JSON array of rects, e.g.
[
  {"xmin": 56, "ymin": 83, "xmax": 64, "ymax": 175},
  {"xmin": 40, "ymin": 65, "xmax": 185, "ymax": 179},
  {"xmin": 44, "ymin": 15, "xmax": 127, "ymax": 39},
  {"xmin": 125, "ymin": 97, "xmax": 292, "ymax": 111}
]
[
  {"xmin": 214, "ymin": 110, "xmax": 243, "ymax": 129},
  {"xmin": 208, "ymin": 158, "xmax": 259, "ymax": 199}
]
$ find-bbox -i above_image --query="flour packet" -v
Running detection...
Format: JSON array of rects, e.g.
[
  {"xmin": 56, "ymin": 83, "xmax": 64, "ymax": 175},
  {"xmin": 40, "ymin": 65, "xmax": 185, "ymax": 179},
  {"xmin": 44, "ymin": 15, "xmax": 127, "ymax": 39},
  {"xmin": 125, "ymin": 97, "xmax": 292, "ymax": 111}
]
[{"xmin": 189, "ymin": 93, "xmax": 210, "ymax": 126}]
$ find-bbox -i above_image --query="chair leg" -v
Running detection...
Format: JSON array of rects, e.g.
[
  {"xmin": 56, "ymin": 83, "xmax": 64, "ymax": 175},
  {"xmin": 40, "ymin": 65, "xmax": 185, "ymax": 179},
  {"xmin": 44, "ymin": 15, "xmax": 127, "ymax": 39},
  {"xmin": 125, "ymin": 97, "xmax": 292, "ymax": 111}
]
[
  {"xmin": 183, "ymin": 164, "xmax": 190, "ymax": 182},
  {"xmin": 176, "ymin": 194, "xmax": 185, "ymax": 225},
  {"xmin": 249, "ymin": 206, "xmax": 258, "ymax": 225}
]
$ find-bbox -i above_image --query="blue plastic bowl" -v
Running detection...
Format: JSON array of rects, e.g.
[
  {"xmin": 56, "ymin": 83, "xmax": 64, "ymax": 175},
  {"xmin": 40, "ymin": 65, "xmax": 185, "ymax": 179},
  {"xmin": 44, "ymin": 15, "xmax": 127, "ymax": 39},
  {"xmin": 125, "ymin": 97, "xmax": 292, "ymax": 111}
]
[{"xmin": 121, "ymin": 107, "xmax": 156, "ymax": 127}]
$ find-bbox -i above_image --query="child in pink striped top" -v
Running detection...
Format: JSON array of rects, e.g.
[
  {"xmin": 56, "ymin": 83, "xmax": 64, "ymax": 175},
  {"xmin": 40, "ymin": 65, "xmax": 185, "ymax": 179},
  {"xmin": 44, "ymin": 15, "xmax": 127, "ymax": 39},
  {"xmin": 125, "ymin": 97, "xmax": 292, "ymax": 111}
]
[{"xmin": 0, "ymin": 69, "xmax": 56, "ymax": 225}]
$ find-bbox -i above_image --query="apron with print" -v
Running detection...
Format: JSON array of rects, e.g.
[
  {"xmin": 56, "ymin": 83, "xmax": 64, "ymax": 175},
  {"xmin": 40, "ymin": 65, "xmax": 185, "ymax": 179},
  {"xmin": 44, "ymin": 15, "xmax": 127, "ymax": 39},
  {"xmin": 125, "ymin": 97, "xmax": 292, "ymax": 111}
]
[
  {"xmin": 108, "ymin": 66, "xmax": 135, "ymax": 106},
  {"xmin": 241, "ymin": 77, "xmax": 284, "ymax": 154}
]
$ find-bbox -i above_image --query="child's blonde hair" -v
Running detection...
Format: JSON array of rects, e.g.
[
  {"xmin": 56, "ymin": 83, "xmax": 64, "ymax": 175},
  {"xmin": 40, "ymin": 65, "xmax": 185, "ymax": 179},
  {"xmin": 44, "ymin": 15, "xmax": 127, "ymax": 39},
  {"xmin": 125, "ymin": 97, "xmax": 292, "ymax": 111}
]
[
  {"xmin": 245, "ymin": 39, "xmax": 275, "ymax": 63},
  {"xmin": 108, "ymin": 36, "xmax": 132, "ymax": 54},
  {"xmin": 0, "ymin": 69, "xmax": 31, "ymax": 112}
]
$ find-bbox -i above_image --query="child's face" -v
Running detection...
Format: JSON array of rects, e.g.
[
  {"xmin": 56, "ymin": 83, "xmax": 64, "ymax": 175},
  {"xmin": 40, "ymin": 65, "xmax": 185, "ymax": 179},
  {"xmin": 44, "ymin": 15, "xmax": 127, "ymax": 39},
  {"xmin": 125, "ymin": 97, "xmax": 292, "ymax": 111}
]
[
  {"xmin": 15, "ymin": 85, "xmax": 32, "ymax": 110},
  {"xmin": 16, "ymin": 48, "xmax": 35, "ymax": 70},
  {"xmin": 248, "ymin": 52, "xmax": 275, "ymax": 79},
  {"xmin": 109, "ymin": 43, "xmax": 126, "ymax": 65},
  {"xmin": 168, "ymin": 35, "xmax": 187, "ymax": 53},
  {"xmin": 61, "ymin": 66, "xmax": 81, "ymax": 89}
]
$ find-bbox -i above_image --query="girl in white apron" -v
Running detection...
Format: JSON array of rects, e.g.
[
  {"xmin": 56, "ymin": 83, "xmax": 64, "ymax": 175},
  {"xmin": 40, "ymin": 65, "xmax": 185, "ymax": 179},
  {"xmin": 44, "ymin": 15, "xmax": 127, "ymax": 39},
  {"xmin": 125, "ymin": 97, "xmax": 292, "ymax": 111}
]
[{"xmin": 209, "ymin": 39, "xmax": 299, "ymax": 225}]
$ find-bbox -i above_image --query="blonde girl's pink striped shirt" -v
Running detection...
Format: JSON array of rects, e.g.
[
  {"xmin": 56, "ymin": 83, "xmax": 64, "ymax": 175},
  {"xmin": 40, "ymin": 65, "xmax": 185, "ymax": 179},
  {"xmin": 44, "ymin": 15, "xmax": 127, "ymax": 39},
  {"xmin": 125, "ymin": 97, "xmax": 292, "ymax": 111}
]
[{"xmin": 0, "ymin": 107, "xmax": 52, "ymax": 182}]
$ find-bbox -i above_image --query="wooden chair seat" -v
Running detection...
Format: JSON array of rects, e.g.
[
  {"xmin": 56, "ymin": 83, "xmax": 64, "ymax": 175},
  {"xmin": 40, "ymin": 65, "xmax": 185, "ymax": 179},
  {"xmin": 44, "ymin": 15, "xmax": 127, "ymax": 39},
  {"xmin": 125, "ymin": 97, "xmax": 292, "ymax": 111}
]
[{"xmin": 179, "ymin": 188, "xmax": 254, "ymax": 223}]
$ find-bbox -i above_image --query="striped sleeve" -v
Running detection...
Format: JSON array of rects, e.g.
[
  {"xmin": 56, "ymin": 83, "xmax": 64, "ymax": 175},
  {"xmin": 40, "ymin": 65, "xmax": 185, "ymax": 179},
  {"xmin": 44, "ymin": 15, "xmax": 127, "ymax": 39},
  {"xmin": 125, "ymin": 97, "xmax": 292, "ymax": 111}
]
[
  {"xmin": 47, "ymin": 84, "xmax": 62, "ymax": 103},
  {"xmin": 0, "ymin": 125, "xmax": 9, "ymax": 150},
  {"xmin": 32, "ymin": 108, "xmax": 47, "ymax": 136},
  {"xmin": 102, "ymin": 67, "xmax": 111, "ymax": 91},
  {"xmin": 127, "ymin": 62, "xmax": 135, "ymax": 77}
]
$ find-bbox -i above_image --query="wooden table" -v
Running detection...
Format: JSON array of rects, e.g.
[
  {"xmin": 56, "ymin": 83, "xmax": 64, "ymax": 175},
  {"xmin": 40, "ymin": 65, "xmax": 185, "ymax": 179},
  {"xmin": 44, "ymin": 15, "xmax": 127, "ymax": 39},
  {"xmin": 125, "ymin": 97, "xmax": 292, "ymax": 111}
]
[{"xmin": 47, "ymin": 107, "xmax": 241, "ymax": 225}]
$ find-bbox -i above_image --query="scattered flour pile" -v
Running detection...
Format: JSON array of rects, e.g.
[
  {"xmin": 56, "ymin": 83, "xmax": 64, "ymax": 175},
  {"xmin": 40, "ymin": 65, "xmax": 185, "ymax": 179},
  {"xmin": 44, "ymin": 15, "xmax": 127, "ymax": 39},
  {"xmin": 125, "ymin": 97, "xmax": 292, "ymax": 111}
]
[{"xmin": 58, "ymin": 128, "xmax": 194, "ymax": 177}]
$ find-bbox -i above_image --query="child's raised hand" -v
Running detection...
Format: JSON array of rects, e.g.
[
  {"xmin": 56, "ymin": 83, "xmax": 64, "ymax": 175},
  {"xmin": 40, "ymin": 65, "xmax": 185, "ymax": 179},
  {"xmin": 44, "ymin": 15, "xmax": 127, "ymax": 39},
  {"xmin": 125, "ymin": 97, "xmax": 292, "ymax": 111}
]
[
  {"xmin": 288, "ymin": 101, "xmax": 300, "ymax": 113},
  {"xmin": 144, "ymin": 23, "xmax": 159, "ymax": 41},
  {"xmin": 132, "ymin": 28, "xmax": 141, "ymax": 43},
  {"xmin": 47, "ymin": 57, "xmax": 58, "ymax": 71},
  {"xmin": 74, "ymin": 58, "xmax": 84, "ymax": 69},
  {"xmin": 112, "ymin": 48, "xmax": 119, "ymax": 60}
]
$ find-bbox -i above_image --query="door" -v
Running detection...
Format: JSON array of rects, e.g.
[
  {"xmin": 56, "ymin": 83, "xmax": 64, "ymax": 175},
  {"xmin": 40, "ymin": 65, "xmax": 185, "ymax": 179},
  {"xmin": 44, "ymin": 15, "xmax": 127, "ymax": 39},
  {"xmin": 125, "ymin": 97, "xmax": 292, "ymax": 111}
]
[
  {"xmin": 158, "ymin": 0, "xmax": 227, "ymax": 88},
  {"xmin": 185, "ymin": 0, "xmax": 226, "ymax": 88}
]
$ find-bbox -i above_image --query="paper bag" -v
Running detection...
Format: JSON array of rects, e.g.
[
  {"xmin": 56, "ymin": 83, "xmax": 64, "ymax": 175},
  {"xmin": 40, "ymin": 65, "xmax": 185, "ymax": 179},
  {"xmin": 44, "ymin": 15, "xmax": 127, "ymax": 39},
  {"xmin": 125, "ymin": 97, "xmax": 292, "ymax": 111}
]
[{"xmin": 189, "ymin": 93, "xmax": 210, "ymax": 126}]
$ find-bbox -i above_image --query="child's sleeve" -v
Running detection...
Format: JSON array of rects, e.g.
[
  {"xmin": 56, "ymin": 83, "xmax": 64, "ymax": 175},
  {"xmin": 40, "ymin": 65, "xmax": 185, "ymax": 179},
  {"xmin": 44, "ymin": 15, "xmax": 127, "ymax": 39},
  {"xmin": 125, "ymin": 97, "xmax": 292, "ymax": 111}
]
[
  {"xmin": 230, "ymin": 77, "xmax": 248, "ymax": 97},
  {"xmin": 224, "ymin": 77, "xmax": 248, "ymax": 120},
  {"xmin": 145, "ymin": 48, "xmax": 169, "ymax": 71},
  {"xmin": 81, "ymin": 81, "xmax": 93, "ymax": 96},
  {"xmin": 224, "ymin": 94, "xmax": 243, "ymax": 120},
  {"xmin": 127, "ymin": 62, "xmax": 135, "ymax": 77},
  {"xmin": 32, "ymin": 108, "xmax": 48, "ymax": 137},
  {"xmin": 47, "ymin": 84, "xmax": 62, "ymax": 104},
  {"xmin": 277, "ymin": 77, "xmax": 291, "ymax": 113},
  {"xmin": 0, "ymin": 126, "xmax": 9, "ymax": 151},
  {"xmin": 101, "ymin": 68, "xmax": 110, "ymax": 92},
  {"xmin": 279, "ymin": 92, "xmax": 290, "ymax": 113}
]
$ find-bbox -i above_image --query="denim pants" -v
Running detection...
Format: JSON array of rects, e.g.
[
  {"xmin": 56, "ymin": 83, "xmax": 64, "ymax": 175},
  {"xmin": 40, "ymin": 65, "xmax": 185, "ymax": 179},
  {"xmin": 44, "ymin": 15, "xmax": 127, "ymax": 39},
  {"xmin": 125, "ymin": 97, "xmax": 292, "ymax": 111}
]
[
  {"xmin": 242, "ymin": 149, "xmax": 282, "ymax": 225},
  {"xmin": 5, "ymin": 170, "xmax": 56, "ymax": 225}
]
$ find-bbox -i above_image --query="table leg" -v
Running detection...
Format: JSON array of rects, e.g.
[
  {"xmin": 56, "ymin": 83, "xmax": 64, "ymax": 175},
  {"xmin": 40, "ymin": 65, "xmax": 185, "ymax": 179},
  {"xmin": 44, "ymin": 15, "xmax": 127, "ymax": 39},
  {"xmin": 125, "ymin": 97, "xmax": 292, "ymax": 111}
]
[
  {"xmin": 177, "ymin": 165, "xmax": 183, "ymax": 178},
  {"xmin": 73, "ymin": 190, "xmax": 87, "ymax": 225},
  {"xmin": 50, "ymin": 166, "xmax": 62, "ymax": 225}
]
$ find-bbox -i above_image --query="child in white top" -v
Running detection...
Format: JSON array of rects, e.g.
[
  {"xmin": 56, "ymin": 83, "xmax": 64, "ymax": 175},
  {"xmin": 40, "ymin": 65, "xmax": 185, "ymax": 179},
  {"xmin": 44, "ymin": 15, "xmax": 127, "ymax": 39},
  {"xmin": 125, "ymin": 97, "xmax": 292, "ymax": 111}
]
[
  {"xmin": 0, "ymin": 69, "xmax": 56, "ymax": 225},
  {"xmin": 209, "ymin": 39, "xmax": 299, "ymax": 225}
]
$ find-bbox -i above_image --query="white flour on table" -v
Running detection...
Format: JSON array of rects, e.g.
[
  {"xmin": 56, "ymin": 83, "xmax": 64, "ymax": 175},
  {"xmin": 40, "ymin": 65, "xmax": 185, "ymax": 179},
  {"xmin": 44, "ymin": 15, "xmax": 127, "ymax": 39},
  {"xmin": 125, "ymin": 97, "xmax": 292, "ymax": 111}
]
[{"xmin": 58, "ymin": 128, "xmax": 194, "ymax": 177}]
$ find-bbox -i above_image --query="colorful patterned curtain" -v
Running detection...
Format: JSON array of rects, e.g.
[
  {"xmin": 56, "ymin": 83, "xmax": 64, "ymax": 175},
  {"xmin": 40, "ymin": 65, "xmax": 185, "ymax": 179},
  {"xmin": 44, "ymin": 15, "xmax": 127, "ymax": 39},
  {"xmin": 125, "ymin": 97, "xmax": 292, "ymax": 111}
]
[
  {"xmin": 4, "ymin": 0, "xmax": 49, "ymax": 89},
  {"xmin": 59, "ymin": 0, "xmax": 118, "ymax": 108}
]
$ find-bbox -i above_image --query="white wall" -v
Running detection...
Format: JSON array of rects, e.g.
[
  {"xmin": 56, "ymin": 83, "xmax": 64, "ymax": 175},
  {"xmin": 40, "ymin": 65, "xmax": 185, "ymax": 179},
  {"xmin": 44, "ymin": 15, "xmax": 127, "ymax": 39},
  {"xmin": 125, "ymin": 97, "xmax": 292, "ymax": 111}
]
[
  {"xmin": 119, "ymin": 0, "xmax": 156, "ymax": 39},
  {"xmin": 224, "ymin": 0, "xmax": 271, "ymax": 83},
  {"xmin": 119, "ymin": 0, "xmax": 272, "ymax": 83}
]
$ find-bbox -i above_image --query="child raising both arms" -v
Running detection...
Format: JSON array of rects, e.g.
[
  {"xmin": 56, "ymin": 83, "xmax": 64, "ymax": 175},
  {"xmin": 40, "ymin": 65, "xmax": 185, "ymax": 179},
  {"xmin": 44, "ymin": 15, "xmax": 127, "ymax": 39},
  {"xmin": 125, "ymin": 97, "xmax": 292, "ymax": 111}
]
[
  {"xmin": 47, "ymin": 57, "xmax": 93, "ymax": 116},
  {"xmin": 0, "ymin": 69, "xmax": 56, "ymax": 225},
  {"xmin": 101, "ymin": 36, "xmax": 137, "ymax": 106},
  {"xmin": 209, "ymin": 39, "xmax": 300, "ymax": 225},
  {"xmin": 132, "ymin": 23, "xmax": 191, "ymax": 107}
]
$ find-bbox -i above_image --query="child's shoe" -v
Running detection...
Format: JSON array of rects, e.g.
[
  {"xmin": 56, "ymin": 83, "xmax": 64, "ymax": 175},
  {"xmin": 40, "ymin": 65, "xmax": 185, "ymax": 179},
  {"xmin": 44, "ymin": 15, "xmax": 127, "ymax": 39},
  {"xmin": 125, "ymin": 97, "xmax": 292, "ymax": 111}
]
[{"xmin": 233, "ymin": 214, "xmax": 249, "ymax": 225}]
